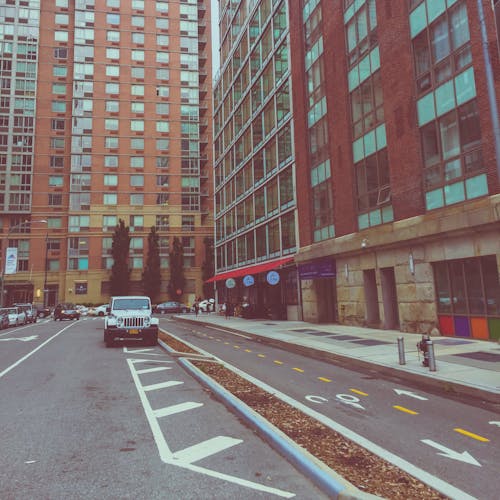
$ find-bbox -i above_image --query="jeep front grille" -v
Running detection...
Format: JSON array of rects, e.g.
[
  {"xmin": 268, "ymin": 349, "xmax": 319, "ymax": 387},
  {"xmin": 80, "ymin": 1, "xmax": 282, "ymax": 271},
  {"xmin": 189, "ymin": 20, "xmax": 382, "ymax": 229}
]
[{"xmin": 124, "ymin": 317, "xmax": 144, "ymax": 328}]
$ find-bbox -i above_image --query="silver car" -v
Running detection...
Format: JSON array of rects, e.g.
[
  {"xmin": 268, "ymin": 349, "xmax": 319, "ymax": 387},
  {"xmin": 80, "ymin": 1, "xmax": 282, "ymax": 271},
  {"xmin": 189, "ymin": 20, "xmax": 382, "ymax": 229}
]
[{"xmin": 6, "ymin": 306, "xmax": 27, "ymax": 326}]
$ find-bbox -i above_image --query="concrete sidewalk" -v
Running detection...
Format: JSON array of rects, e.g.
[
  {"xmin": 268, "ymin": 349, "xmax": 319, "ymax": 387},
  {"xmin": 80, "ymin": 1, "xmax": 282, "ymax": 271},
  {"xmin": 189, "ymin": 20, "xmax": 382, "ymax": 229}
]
[{"xmin": 174, "ymin": 313, "xmax": 500, "ymax": 405}]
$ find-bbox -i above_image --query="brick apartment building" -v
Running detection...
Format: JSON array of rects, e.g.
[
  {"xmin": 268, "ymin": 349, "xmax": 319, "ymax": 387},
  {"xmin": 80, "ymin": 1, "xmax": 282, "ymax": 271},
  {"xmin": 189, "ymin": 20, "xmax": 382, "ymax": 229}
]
[
  {"xmin": 212, "ymin": 0, "xmax": 500, "ymax": 339},
  {"xmin": 0, "ymin": 0, "xmax": 213, "ymax": 307}
]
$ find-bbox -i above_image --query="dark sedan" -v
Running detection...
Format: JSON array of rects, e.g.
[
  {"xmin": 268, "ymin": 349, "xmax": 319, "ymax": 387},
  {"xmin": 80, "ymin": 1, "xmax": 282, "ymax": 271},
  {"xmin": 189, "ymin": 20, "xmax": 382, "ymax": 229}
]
[
  {"xmin": 154, "ymin": 301, "xmax": 190, "ymax": 314},
  {"xmin": 54, "ymin": 303, "xmax": 80, "ymax": 321}
]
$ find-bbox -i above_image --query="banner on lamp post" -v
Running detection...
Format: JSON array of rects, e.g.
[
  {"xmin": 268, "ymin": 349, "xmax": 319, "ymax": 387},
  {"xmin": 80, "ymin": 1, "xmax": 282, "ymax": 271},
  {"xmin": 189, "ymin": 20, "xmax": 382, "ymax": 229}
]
[{"xmin": 5, "ymin": 247, "xmax": 18, "ymax": 275}]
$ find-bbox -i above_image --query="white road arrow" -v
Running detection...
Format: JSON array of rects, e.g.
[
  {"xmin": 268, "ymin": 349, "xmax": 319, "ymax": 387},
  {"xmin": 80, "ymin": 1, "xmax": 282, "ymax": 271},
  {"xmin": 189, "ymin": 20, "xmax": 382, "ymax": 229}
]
[
  {"xmin": 0, "ymin": 335, "xmax": 38, "ymax": 342},
  {"xmin": 394, "ymin": 389, "xmax": 428, "ymax": 400},
  {"xmin": 421, "ymin": 439, "xmax": 481, "ymax": 466},
  {"xmin": 489, "ymin": 421, "xmax": 500, "ymax": 427}
]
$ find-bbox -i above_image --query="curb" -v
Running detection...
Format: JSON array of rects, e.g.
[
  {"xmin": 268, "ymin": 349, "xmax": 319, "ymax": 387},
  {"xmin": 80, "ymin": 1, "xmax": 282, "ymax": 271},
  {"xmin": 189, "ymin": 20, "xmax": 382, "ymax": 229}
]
[
  {"xmin": 176, "ymin": 316, "xmax": 500, "ymax": 406},
  {"xmin": 176, "ymin": 355, "xmax": 380, "ymax": 500}
]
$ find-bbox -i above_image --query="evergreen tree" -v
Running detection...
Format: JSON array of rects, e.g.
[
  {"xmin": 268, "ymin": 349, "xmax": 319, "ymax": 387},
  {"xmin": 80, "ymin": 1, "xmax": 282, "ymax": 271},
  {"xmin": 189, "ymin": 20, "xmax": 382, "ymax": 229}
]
[
  {"xmin": 167, "ymin": 236, "xmax": 185, "ymax": 300},
  {"xmin": 110, "ymin": 219, "xmax": 131, "ymax": 296},
  {"xmin": 143, "ymin": 226, "xmax": 161, "ymax": 302},
  {"xmin": 201, "ymin": 236, "xmax": 215, "ymax": 298}
]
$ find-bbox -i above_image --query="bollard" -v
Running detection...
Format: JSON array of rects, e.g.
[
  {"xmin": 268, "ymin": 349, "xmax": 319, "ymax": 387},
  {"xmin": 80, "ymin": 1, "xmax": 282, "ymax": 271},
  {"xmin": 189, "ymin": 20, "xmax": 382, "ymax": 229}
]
[
  {"xmin": 426, "ymin": 340, "xmax": 436, "ymax": 371},
  {"xmin": 397, "ymin": 336, "xmax": 406, "ymax": 365}
]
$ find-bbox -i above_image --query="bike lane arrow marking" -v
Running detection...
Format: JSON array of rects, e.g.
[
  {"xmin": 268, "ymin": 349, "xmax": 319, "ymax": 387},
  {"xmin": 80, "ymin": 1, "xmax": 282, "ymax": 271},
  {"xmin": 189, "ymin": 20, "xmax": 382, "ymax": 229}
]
[
  {"xmin": 421, "ymin": 439, "xmax": 481, "ymax": 466},
  {"xmin": 394, "ymin": 389, "xmax": 428, "ymax": 400},
  {"xmin": 0, "ymin": 335, "xmax": 38, "ymax": 342},
  {"xmin": 489, "ymin": 421, "xmax": 500, "ymax": 427}
]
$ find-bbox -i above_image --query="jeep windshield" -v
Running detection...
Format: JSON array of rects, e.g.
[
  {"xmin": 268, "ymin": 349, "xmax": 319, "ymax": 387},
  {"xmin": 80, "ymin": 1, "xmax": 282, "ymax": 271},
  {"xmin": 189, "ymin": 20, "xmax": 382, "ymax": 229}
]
[{"xmin": 113, "ymin": 298, "xmax": 149, "ymax": 310}]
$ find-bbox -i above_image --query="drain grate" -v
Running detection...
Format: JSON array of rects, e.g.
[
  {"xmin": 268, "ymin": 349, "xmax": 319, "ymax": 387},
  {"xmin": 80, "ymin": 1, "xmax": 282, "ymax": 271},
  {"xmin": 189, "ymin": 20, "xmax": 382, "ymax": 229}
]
[{"xmin": 453, "ymin": 351, "xmax": 500, "ymax": 363}]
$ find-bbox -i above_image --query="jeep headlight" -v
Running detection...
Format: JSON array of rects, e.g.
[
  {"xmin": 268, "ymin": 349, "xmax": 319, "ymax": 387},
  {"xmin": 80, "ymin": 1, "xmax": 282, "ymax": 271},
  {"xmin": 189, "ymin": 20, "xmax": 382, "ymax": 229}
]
[
  {"xmin": 143, "ymin": 316, "xmax": 151, "ymax": 327},
  {"xmin": 116, "ymin": 317, "xmax": 124, "ymax": 327}
]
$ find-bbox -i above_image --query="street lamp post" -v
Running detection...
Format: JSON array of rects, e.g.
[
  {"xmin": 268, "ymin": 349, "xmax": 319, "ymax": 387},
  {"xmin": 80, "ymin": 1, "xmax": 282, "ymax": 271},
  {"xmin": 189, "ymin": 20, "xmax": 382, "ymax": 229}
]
[{"xmin": 0, "ymin": 219, "xmax": 47, "ymax": 308}]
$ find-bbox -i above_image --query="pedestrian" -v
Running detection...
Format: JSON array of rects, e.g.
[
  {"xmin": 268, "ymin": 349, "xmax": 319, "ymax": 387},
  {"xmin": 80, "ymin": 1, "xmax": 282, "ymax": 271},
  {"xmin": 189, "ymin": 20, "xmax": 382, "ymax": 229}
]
[
  {"xmin": 194, "ymin": 299, "xmax": 199, "ymax": 316},
  {"xmin": 224, "ymin": 301, "xmax": 231, "ymax": 319}
]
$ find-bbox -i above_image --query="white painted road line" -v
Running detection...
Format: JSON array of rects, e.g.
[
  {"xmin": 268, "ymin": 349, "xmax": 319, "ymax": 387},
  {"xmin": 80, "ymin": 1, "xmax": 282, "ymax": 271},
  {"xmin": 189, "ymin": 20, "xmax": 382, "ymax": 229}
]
[
  {"xmin": 126, "ymin": 356, "xmax": 295, "ymax": 498},
  {"xmin": 143, "ymin": 380, "xmax": 184, "ymax": 391},
  {"xmin": 173, "ymin": 436, "xmax": 243, "ymax": 464},
  {"xmin": 136, "ymin": 366, "xmax": 172, "ymax": 375},
  {"xmin": 154, "ymin": 401, "xmax": 204, "ymax": 418},
  {"xmin": 0, "ymin": 323, "xmax": 75, "ymax": 380}
]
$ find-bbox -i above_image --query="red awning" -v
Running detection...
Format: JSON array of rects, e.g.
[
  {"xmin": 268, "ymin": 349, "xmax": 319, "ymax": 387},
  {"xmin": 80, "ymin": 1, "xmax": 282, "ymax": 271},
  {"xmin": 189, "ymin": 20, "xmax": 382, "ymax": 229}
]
[{"xmin": 205, "ymin": 256, "xmax": 294, "ymax": 283}]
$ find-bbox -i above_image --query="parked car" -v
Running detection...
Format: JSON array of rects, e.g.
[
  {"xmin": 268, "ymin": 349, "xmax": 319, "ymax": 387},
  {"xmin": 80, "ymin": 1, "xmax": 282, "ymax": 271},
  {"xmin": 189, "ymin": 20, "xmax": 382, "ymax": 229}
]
[
  {"xmin": 14, "ymin": 303, "xmax": 37, "ymax": 323},
  {"xmin": 0, "ymin": 309, "xmax": 10, "ymax": 329},
  {"xmin": 6, "ymin": 306, "xmax": 27, "ymax": 326},
  {"xmin": 88, "ymin": 304, "xmax": 109, "ymax": 317},
  {"xmin": 197, "ymin": 298, "xmax": 215, "ymax": 312},
  {"xmin": 54, "ymin": 303, "xmax": 80, "ymax": 321},
  {"xmin": 34, "ymin": 304, "xmax": 51, "ymax": 318},
  {"xmin": 154, "ymin": 301, "xmax": 190, "ymax": 314},
  {"xmin": 75, "ymin": 305, "xmax": 89, "ymax": 316}
]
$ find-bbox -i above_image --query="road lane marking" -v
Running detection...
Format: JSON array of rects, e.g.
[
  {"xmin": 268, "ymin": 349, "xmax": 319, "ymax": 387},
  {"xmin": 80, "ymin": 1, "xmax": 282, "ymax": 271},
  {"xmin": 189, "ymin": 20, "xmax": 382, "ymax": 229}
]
[
  {"xmin": 126, "ymin": 357, "xmax": 294, "ymax": 497},
  {"xmin": 421, "ymin": 439, "xmax": 481, "ymax": 466},
  {"xmin": 257, "ymin": 354, "xmax": 266, "ymax": 358},
  {"xmin": 274, "ymin": 360, "xmax": 283, "ymax": 365},
  {"xmin": 292, "ymin": 367, "xmax": 304, "ymax": 373},
  {"xmin": 143, "ymin": 380, "xmax": 184, "ymax": 391},
  {"xmin": 318, "ymin": 377, "xmax": 332, "ymax": 383},
  {"xmin": 350, "ymin": 389, "xmax": 368, "ymax": 396},
  {"xmin": 136, "ymin": 366, "xmax": 172, "ymax": 375},
  {"xmin": 0, "ymin": 335, "xmax": 38, "ymax": 342},
  {"xmin": 206, "ymin": 326, "xmax": 252, "ymax": 339},
  {"xmin": 173, "ymin": 436, "xmax": 243, "ymax": 464},
  {"xmin": 234, "ymin": 345, "xmax": 241, "ymax": 349},
  {"xmin": 394, "ymin": 389, "xmax": 428, "ymax": 400},
  {"xmin": 244, "ymin": 349, "xmax": 252, "ymax": 353},
  {"xmin": 453, "ymin": 428, "xmax": 490, "ymax": 442},
  {"xmin": 154, "ymin": 401, "xmax": 204, "ymax": 418},
  {"xmin": 393, "ymin": 405, "xmax": 418, "ymax": 415},
  {"xmin": 0, "ymin": 323, "xmax": 75, "ymax": 380}
]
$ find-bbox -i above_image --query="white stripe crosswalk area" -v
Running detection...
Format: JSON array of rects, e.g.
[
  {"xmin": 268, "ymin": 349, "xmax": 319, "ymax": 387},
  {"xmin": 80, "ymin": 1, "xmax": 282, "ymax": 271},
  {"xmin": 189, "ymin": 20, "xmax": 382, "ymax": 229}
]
[{"xmin": 124, "ymin": 347, "xmax": 295, "ymax": 498}]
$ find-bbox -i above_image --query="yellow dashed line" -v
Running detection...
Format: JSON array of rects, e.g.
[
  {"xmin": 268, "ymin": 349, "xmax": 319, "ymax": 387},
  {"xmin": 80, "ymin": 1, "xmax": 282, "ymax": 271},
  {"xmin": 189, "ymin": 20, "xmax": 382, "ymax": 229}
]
[
  {"xmin": 208, "ymin": 336, "xmax": 214, "ymax": 339},
  {"xmin": 224, "ymin": 342, "xmax": 230, "ymax": 345},
  {"xmin": 215, "ymin": 339, "xmax": 221, "ymax": 342},
  {"xmin": 244, "ymin": 349, "xmax": 252, "ymax": 353},
  {"xmin": 393, "ymin": 405, "xmax": 418, "ymax": 415},
  {"xmin": 257, "ymin": 354, "xmax": 266, "ymax": 358},
  {"xmin": 274, "ymin": 360, "xmax": 283, "ymax": 365},
  {"xmin": 318, "ymin": 377, "xmax": 332, "ymax": 383},
  {"xmin": 293, "ymin": 367, "xmax": 304, "ymax": 373},
  {"xmin": 454, "ymin": 428, "xmax": 490, "ymax": 442},
  {"xmin": 350, "ymin": 389, "xmax": 368, "ymax": 396},
  {"xmin": 234, "ymin": 346, "xmax": 240, "ymax": 349}
]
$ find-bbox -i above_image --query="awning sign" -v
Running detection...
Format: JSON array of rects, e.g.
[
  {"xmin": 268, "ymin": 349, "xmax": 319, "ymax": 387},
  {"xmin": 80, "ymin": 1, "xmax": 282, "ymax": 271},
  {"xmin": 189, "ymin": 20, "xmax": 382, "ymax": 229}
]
[
  {"xmin": 225, "ymin": 278, "xmax": 236, "ymax": 289},
  {"xmin": 4, "ymin": 247, "xmax": 18, "ymax": 275},
  {"xmin": 243, "ymin": 275, "xmax": 254, "ymax": 287},
  {"xmin": 266, "ymin": 271, "xmax": 280, "ymax": 285},
  {"xmin": 298, "ymin": 258, "xmax": 336, "ymax": 280}
]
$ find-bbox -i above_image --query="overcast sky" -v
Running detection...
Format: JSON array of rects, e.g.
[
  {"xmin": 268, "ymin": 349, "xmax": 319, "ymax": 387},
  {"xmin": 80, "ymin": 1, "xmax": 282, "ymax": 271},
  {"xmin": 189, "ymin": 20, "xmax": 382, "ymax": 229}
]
[{"xmin": 211, "ymin": 0, "xmax": 220, "ymax": 78}]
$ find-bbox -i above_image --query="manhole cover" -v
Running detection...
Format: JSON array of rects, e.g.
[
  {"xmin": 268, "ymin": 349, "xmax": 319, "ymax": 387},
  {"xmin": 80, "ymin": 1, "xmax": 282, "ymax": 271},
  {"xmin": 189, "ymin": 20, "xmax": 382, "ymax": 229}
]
[
  {"xmin": 352, "ymin": 339, "xmax": 391, "ymax": 346},
  {"xmin": 453, "ymin": 351, "xmax": 500, "ymax": 363},
  {"xmin": 292, "ymin": 328, "xmax": 318, "ymax": 333}
]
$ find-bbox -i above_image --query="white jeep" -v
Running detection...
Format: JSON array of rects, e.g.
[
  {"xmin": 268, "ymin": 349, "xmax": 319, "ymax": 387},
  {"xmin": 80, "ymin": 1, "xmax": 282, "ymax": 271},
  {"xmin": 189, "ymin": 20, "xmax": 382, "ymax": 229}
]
[{"xmin": 104, "ymin": 296, "xmax": 159, "ymax": 347}]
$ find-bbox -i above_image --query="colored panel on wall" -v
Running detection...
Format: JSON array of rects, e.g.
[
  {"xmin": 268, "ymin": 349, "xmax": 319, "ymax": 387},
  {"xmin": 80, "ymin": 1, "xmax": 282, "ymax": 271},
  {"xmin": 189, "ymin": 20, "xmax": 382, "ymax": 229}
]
[
  {"xmin": 438, "ymin": 315, "xmax": 454, "ymax": 336},
  {"xmin": 470, "ymin": 317, "xmax": 489, "ymax": 340},
  {"xmin": 454, "ymin": 316, "xmax": 471, "ymax": 337},
  {"xmin": 488, "ymin": 318, "xmax": 500, "ymax": 340}
]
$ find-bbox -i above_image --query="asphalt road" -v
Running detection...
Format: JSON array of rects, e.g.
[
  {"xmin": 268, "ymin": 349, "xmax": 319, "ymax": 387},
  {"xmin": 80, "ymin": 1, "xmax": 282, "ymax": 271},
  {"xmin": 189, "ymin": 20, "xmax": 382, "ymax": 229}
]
[
  {"xmin": 0, "ymin": 318, "xmax": 325, "ymax": 500},
  {"xmin": 161, "ymin": 317, "xmax": 500, "ymax": 500}
]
